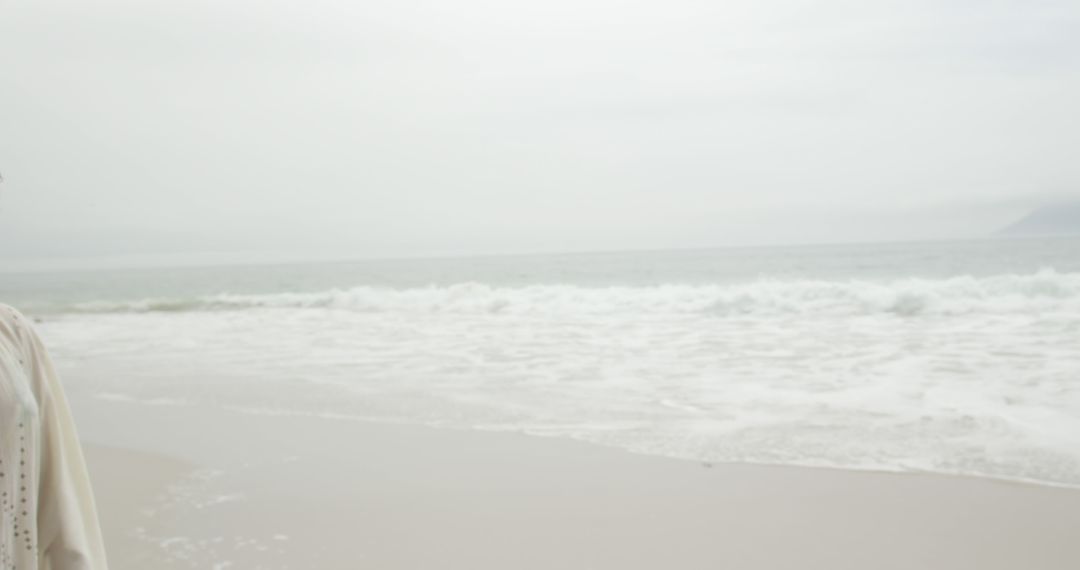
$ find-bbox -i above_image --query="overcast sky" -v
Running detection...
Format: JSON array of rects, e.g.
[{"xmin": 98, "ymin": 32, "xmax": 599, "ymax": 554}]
[{"xmin": 1, "ymin": 0, "xmax": 1078, "ymax": 266}]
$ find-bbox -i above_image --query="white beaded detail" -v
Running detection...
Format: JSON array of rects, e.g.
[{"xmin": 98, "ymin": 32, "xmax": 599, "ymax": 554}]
[{"xmin": 1, "ymin": 307, "xmax": 40, "ymax": 568}]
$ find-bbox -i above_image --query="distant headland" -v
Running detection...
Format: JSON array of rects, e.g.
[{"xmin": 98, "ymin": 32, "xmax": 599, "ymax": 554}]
[{"xmin": 996, "ymin": 201, "xmax": 1080, "ymax": 236}]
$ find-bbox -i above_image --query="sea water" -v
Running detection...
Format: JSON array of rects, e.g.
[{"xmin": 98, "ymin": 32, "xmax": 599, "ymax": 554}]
[{"xmin": 3, "ymin": 236, "xmax": 1079, "ymax": 487}]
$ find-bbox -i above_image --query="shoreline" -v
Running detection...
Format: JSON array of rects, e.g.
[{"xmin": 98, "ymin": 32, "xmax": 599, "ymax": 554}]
[
  {"xmin": 194, "ymin": 405, "xmax": 1080, "ymax": 493},
  {"xmin": 76, "ymin": 397, "xmax": 1080, "ymax": 570}
]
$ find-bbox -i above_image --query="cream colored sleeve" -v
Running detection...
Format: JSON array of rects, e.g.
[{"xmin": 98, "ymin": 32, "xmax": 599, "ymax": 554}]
[{"xmin": 24, "ymin": 321, "xmax": 109, "ymax": 570}]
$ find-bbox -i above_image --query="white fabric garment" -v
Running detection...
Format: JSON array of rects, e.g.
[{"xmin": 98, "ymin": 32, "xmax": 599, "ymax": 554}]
[{"xmin": 0, "ymin": 304, "xmax": 108, "ymax": 570}]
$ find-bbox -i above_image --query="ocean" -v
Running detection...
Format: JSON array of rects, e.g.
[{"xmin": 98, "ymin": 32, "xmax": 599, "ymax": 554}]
[{"xmin": 3, "ymin": 236, "xmax": 1079, "ymax": 487}]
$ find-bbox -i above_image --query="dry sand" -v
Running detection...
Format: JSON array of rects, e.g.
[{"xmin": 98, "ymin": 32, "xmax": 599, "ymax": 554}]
[{"xmin": 75, "ymin": 397, "xmax": 1080, "ymax": 570}]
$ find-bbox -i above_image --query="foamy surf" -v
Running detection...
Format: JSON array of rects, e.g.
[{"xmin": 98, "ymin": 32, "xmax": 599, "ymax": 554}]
[
  {"xmin": 37, "ymin": 267, "xmax": 1080, "ymax": 489},
  {"xmin": 34, "ymin": 267, "xmax": 1080, "ymax": 317}
]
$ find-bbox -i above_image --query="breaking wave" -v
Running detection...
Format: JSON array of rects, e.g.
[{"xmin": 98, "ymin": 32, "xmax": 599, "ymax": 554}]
[{"xmin": 53, "ymin": 268, "xmax": 1080, "ymax": 317}]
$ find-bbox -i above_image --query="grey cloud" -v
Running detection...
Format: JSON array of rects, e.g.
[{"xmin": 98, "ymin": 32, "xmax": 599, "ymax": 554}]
[{"xmin": 1, "ymin": 0, "xmax": 1078, "ymax": 265}]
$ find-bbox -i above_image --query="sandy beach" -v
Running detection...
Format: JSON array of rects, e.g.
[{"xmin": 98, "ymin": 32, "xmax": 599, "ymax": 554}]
[
  {"xmin": 72, "ymin": 391, "xmax": 1080, "ymax": 570},
  {"xmin": 5, "ymin": 0, "xmax": 1080, "ymax": 566}
]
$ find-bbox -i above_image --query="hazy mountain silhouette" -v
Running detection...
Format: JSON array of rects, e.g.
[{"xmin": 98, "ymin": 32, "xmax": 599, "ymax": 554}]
[{"xmin": 997, "ymin": 202, "xmax": 1080, "ymax": 236}]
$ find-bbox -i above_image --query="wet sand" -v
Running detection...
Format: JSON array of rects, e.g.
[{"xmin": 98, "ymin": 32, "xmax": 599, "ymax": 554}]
[{"xmin": 77, "ymin": 397, "xmax": 1080, "ymax": 570}]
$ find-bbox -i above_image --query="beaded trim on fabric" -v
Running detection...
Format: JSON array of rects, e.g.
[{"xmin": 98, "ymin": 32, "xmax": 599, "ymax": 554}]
[
  {"xmin": 0, "ymin": 421, "xmax": 39, "ymax": 567},
  {"xmin": 0, "ymin": 307, "xmax": 41, "ymax": 569}
]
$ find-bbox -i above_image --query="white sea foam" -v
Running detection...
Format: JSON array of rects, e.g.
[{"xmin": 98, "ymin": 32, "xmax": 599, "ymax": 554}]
[
  {"xmin": 95, "ymin": 392, "xmax": 189, "ymax": 406},
  {"xmin": 55, "ymin": 268, "xmax": 1080, "ymax": 317},
  {"xmin": 40, "ymin": 269, "xmax": 1080, "ymax": 488}
]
